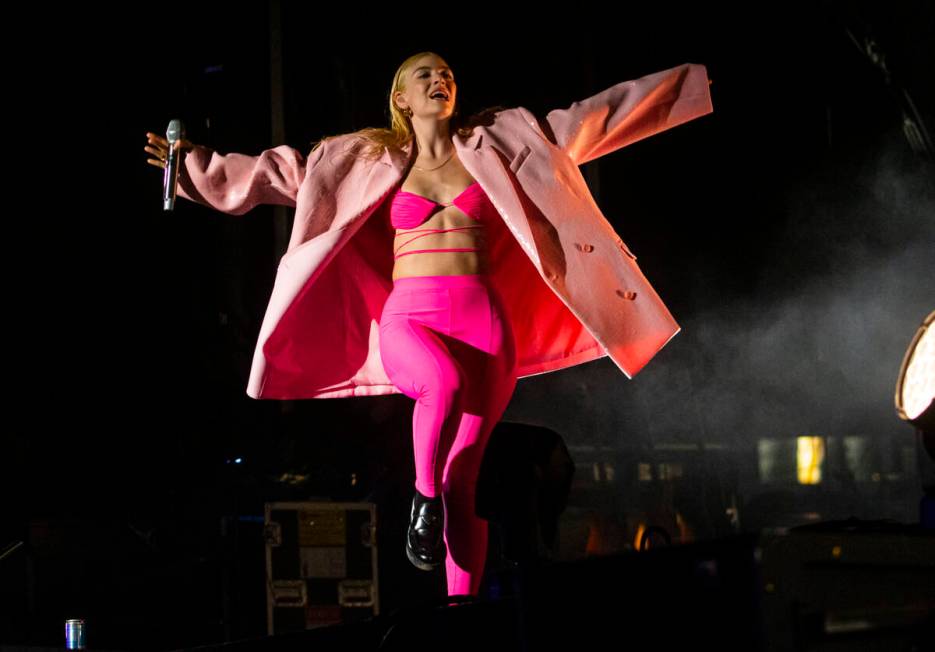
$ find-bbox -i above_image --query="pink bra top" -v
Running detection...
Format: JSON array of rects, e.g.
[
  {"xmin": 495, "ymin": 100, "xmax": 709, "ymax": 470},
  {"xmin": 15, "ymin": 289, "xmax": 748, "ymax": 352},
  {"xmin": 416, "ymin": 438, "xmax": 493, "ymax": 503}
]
[{"xmin": 390, "ymin": 181, "xmax": 497, "ymax": 260}]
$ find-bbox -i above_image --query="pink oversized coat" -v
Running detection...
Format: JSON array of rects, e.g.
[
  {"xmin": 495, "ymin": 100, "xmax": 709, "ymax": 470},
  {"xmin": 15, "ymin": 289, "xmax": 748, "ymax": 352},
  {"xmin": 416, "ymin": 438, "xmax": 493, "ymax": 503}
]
[{"xmin": 177, "ymin": 62, "xmax": 713, "ymax": 399}]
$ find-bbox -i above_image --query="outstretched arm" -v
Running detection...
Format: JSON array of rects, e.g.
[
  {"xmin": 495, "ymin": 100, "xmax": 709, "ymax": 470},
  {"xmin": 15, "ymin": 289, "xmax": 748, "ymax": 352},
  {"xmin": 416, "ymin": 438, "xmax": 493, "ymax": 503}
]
[
  {"xmin": 176, "ymin": 142, "xmax": 325, "ymax": 215},
  {"xmin": 542, "ymin": 62, "xmax": 713, "ymax": 166}
]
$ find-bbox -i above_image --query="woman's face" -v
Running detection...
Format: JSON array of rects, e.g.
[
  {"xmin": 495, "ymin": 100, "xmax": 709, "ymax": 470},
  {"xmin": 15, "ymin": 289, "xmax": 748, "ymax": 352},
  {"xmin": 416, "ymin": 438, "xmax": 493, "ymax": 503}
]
[{"xmin": 397, "ymin": 56, "xmax": 456, "ymax": 121}]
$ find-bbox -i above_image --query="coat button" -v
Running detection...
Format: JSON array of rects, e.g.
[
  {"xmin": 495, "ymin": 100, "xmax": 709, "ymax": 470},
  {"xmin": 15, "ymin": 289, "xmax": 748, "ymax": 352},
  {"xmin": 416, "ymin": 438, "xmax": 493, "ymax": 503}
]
[
  {"xmin": 574, "ymin": 242, "xmax": 594, "ymax": 252},
  {"xmin": 617, "ymin": 242, "xmax": 637, "ymax": 260},
  {"xmin": 616, "ymin": 289, "xmax": 637, "ymax": 300}
]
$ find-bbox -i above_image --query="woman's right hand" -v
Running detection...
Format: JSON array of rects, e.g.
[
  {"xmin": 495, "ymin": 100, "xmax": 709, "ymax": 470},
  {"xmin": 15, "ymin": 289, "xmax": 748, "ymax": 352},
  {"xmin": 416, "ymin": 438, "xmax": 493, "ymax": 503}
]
[{"xmin": 144, "ymin": 132, "xmax": 195, "ymax": 170}]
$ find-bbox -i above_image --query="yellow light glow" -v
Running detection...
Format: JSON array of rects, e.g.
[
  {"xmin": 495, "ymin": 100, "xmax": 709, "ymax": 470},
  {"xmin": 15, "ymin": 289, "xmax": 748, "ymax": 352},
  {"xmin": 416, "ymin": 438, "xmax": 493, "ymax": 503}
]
[
  {"xmin": 633, "ymin": 522, "xmax": 646, "ymax": 550},
  {"xmin": 797, "ymin": 436, "xmax": 825, "ymax": 484}
]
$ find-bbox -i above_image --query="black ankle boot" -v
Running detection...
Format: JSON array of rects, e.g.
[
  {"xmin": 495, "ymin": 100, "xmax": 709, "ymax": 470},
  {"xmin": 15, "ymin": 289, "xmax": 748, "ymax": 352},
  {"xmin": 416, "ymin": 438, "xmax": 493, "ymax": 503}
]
[{"xmin": 406, "ymin": 489, "xmax": 446, "ymax": 571}]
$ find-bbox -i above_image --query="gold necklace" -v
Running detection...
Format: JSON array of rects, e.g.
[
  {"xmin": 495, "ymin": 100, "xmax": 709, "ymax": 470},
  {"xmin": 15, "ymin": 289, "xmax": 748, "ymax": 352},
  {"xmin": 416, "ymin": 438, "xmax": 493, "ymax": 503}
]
[{"xmin": 412, "ymin": 148, "xmax": 455, "ymax": 172}]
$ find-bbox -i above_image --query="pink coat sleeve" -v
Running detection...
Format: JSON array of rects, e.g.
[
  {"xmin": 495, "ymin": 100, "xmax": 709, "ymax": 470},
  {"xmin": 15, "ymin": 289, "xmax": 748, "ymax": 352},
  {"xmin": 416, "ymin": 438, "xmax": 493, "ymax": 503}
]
[
  {"xmin": 177, "ymin": 142, "xmax": 326, "ymax": 215},
  {"xmin": 543, "ymin": 62, "xmax": 713, "ymax": 166}
]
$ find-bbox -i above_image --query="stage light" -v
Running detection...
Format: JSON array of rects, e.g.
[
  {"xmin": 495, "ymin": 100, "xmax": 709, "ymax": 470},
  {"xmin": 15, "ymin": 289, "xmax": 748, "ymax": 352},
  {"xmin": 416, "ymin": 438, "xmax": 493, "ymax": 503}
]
[
  {"xmin": 893, "ymin": 309, "xmax": 935, "ymax": 527},
  {"xmin": 895, "ymin": 309, "xmax": 935, "ymax": 432}
]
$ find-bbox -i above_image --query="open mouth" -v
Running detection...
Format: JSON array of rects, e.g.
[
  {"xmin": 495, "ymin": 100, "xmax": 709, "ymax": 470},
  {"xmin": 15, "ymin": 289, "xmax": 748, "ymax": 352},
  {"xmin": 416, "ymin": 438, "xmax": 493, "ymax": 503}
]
[{"xmin": 430, "ymin": 91, "xmax": 449, "ymax": 101}]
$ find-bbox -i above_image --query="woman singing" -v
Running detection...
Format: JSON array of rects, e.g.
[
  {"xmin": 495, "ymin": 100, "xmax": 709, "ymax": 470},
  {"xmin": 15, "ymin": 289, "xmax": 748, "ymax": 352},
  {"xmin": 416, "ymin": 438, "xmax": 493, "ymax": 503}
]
[{"xmin": 144, "ymin": 51, "xmax": 713, "ymax": 598}]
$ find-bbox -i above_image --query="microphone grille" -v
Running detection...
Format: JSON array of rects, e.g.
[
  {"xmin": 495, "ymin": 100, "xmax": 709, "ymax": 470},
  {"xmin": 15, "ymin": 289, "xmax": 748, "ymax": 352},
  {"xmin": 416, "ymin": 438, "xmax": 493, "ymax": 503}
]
[{"xmin": 166, "ymin": 119, "xmax": 185, "ymax": 141}]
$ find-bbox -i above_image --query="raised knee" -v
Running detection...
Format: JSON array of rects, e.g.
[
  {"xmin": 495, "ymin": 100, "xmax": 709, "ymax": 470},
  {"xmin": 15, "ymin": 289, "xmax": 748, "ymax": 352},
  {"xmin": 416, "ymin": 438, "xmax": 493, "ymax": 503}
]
[{"xmin": 419, "ymin": 367, "xmax": 463, "ymax": 405}]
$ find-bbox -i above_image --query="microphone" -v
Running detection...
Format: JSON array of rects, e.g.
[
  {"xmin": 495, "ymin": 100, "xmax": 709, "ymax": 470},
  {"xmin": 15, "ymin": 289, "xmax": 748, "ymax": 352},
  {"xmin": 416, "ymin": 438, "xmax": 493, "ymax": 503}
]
[{"xmin": 163, "ymin": 119, "xmax": 186, "ymax": 211}]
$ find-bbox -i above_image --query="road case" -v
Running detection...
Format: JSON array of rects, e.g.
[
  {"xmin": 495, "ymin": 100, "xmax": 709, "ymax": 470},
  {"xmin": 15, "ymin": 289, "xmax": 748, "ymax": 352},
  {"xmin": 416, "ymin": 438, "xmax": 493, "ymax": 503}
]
[{"xmin": 264, "ymin": 500, "xmax": 379, "ymax": 634}]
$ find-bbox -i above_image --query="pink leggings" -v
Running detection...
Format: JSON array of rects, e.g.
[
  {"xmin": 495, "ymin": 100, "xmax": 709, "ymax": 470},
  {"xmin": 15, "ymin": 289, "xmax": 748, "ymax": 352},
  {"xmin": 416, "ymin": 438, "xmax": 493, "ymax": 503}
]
[{"xmin": 379, "ymin": 273, "xmax": 518, "ymax": 597}]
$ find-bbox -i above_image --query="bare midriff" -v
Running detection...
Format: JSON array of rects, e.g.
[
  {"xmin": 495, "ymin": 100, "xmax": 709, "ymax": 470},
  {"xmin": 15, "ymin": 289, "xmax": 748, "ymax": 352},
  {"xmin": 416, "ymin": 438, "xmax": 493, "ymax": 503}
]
[
  {"xmin": 391, "ymin": 150, "xmax": 491, "ymax": 280},
  {"xmin": 392, "ymin": 205, "xmax": 490, "ymax": 280}
]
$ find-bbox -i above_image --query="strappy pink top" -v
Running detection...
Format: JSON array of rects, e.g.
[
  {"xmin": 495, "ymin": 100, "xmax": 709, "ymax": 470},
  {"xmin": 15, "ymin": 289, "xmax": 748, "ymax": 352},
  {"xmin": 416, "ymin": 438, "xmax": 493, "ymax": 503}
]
[{"xmin": 390, "ymin": 181, "xmax": 496, "ymax": 259}]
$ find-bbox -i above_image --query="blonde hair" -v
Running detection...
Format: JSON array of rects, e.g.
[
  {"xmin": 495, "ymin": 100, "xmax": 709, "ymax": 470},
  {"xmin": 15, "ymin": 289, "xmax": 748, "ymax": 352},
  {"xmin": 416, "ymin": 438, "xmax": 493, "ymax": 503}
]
[{"xmin": 309, "ymin": 51, "xmax": 506, "ymax": 161}]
